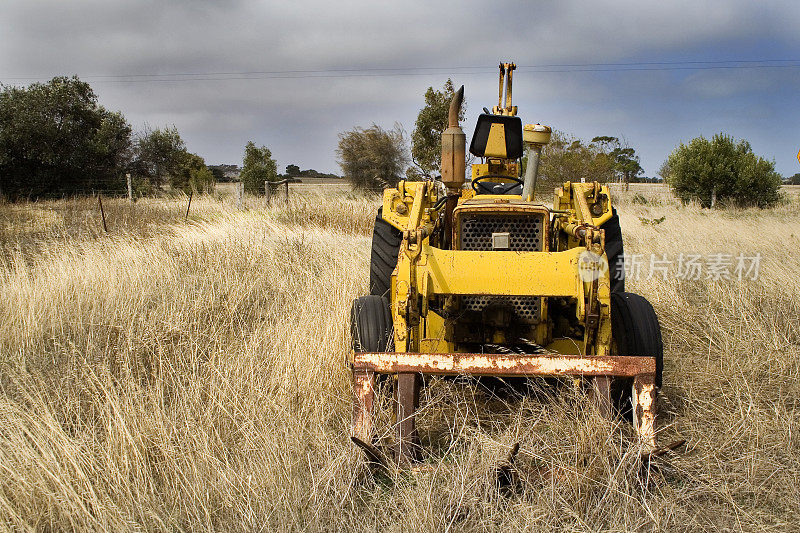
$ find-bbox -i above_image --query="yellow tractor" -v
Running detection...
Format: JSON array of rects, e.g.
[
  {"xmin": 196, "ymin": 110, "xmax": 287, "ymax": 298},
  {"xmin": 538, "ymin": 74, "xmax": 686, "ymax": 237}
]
[{"xmin": 350, "ymin": 62, "xmax": 662, "ymax": 465}]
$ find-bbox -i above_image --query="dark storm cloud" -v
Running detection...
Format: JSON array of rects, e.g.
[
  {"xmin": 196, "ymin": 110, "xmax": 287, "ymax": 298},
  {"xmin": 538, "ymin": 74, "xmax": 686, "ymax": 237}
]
[{"xmin": 2, "ymin": 1, "xmax": 799, "ymax": 175}]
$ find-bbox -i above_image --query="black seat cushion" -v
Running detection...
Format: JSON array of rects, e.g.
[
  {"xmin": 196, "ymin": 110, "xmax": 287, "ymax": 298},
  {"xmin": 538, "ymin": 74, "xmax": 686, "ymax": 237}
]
[{"xmin": 469, "ymin": 114, "xmax": 524, "ymax": 159}]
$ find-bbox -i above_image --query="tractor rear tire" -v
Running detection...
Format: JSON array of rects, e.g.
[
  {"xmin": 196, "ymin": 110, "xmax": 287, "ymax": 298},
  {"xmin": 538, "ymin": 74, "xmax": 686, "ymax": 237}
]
[
  {"xmin": 601, "ymin": 208, "xmax": 625, "ymax": 293},
  {"xmin": 610, "ymin": 291, "xmax": 663, "ymax": 419},
  {"xmin": 350, "ymin": 295, "xmax": 394, "ymax": 353},
  {"xmin": 369, "ymin": 208, "xmax": 402, "ymax": 298}
]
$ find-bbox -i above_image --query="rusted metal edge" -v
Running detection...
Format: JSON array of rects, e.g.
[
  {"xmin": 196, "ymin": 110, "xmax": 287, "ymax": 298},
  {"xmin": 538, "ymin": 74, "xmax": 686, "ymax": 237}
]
[
  {"xmin": 351, "ymin": 436, "xmax": 389, "ymax": 472},
  {"xmin": 353, "ymin": 352, "xmax": 655, "ymax": 378}
]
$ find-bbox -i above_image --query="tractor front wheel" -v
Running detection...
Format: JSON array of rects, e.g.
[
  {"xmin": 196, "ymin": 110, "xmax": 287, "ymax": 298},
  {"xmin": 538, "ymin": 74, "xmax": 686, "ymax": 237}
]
[
  {"xmin": 350, "ymin": 295, "xmax": 394, "ymax": 352},
  {"xmin": 610, "ymin": 291, "xmax": 663, "ymax": 420},
  {"xmin": 601, "ymin": 208, "xmax": 625, "ymax": 293},
  {"xmin": 369, "ymin": 208, "xmax": 402, "ymax": 298}
]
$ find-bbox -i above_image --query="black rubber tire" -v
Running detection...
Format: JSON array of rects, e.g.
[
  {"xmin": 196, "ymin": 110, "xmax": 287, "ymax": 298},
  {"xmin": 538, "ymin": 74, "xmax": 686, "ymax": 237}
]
[
  {"xmin": 610, "ymin": 291, "xmax": 663, "ymax": 418},
  {"xmin": 601, "ymin": 208, "xmax": 625, "ymax": 293},
  {"xmin": 369, "ymin": 208, "xmax": 402, "ymax": 297},
  {"xmin": 350, "ymin": 295, "xmax": 394, "ymax": 352}
]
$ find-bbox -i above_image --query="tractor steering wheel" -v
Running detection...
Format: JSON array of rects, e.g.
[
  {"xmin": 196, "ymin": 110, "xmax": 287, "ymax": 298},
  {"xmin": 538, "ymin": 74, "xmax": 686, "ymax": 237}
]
[{"xmin": 471, "ymin": 174, "xmax": 525, "ymax": 195}]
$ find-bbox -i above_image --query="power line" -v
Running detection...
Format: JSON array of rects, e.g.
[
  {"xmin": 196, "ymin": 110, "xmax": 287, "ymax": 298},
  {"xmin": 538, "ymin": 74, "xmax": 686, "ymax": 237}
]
[
  {"xmin": 2, "ymin": 59, "xmax": 799, "ymax": 84},
  {"xmin": 4, "ymin": 58, "xmax": 800, "ymax": 77},
  {"xmin": 524, "ymin": 58, "xmax": 800, "ymax": 68}
]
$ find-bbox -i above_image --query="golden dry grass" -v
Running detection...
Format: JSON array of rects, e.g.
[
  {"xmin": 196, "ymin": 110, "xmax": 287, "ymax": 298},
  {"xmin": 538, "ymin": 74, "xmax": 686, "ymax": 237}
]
[{"xmin": 1, "ymin": 185, "xmax": 799, "ymax": 531}]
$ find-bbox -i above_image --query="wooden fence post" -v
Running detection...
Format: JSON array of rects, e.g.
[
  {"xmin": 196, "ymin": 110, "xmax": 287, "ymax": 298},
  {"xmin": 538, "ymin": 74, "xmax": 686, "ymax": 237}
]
[
  {"xmin": 126, "ymin": 173, "xmax": 133, "ymax": 203},
  {"xmin": 236, "ymin": 182, "xmax": 244, "ymax": 210},
  {"xmin": 97, "ymin": 194, "xmax": 108, "ymax": 233},
  {"xmin": 265, "ymin": 180, "xmax": 271, "ymax": 205},
  {"xmin": 284, "ymin": 180, "xmax": 290, "ymax": 205},
  {"xmin": 185, "ymin": 191, "xmax": 193, "ymax": 221}
]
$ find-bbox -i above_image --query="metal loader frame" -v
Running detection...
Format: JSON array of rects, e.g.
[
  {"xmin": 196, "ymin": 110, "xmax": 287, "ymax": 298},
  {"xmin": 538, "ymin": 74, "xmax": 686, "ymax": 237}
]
[{"xmin": 352, "ymin": 352, "xmax": 657, "ymax": 464}]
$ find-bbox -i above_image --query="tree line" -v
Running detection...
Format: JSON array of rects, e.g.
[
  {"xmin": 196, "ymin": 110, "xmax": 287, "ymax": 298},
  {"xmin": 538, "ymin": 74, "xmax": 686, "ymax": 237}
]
[
  {"xmin": 0, "ymin": 76, "xmax": 219, "ymax": 200},
  {"xmin": 337, "ymin": 79, "xmax": 785, "ymax": 208},
  {"xmin": 0, "ymin": 76, "xmax": 313, "ymax": 202},
  {"xmin": 2, "ymin": 75, "xmax": 784, "ymax": 208}
]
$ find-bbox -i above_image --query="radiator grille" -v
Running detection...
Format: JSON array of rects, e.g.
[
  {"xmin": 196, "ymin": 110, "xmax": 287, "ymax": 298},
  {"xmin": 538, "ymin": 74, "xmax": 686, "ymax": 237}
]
[
  {"xmin": 459, "ymin": 212, "xmax": 545, "ymax": 324},
  {"xmin": 460, "ymin": 214, "xmax": 544, "ymax": 251},
  {"xmin": 462, "ymin": 295, "xmax": 541, "ymax": 322}
]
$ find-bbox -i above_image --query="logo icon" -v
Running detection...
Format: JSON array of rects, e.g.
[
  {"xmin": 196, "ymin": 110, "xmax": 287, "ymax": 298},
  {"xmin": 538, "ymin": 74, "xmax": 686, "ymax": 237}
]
[{"xmin": 577, "ymin": 251, "xmax": 609, "ymax": 282}]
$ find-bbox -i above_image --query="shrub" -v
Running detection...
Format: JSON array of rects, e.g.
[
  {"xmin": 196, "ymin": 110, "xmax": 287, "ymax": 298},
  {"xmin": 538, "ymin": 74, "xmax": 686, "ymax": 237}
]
[
  {"xmin": 336, "ymin": 124, "xmax": 408, "ymax": 191},
  {"xmin": 533, "ymin": 131, "xmax": 615, "ymax": 196},
  {"xmin": 240, "ymin": 141, "xmax": 278, "ymax": 195},
  {"xmin": 664, "ymin": 134, "xmax": 781, "ymax": 208}
]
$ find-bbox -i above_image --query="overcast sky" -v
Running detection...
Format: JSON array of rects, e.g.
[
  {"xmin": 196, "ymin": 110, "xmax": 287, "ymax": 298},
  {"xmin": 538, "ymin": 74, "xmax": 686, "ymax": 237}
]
[{"xmin": 2, "ymin": 1, "xmax": 799, "ymax": 177}]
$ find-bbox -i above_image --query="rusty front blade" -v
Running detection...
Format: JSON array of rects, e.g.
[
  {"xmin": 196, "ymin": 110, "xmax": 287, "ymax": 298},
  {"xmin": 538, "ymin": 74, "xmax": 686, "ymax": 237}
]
[
  {"xmin": 494, "ymin": 442, "xmax": 521, "ymax": 494},
  {"xmin": 353, "ymin": 352, "xmax": 655, "ymax": 378},
  {"xmin": 351, "ymin": 436, "xmax": 390, "ymax": 473}
]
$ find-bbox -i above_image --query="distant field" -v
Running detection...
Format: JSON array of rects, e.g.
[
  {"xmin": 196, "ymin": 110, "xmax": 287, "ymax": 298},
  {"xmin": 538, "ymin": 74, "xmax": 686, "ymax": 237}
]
[
  {"xmin": 215, "ymin": 177, "xmax": 348, "ymax": 196},
  {"xmin": 1, "ymin": 184, "xmax": 799, "ymax": 531},
  {"xmin": 615, "ymin": 182, "xmax": 800, "ymax": 202}
]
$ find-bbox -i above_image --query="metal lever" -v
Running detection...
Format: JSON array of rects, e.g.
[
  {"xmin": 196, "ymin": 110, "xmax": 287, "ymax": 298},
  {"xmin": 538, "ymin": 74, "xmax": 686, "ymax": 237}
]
[{"xmin": 492, "ymin": 62, "xmax": 517, "ymax": 116}]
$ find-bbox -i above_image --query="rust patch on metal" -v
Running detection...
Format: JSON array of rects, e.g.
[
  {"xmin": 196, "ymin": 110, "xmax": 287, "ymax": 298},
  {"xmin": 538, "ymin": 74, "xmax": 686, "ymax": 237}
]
[
  {"xmin": 352, "ymin": 369, "xmax": 376, "ymax": 444},
  {"xmin": 394, "ymin": 373, "xmax": 421, "ymax": 463},
  {"xmin": 635, "ymin": 403, "xmax": 644, "ymax": 425},
  {"xmin": 632, "ymin": 375, "xmax": 657, "ymax": 448},
  {"xmin": 353, "ymin": 352, "xmax": 655, "ymax": 378}
]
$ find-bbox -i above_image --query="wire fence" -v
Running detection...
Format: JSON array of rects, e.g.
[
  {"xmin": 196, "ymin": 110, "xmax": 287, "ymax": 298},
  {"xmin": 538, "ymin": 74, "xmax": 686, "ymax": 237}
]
[{"xmin": 0, "ymin": 179, "xmax": 302, "ymax": 241}]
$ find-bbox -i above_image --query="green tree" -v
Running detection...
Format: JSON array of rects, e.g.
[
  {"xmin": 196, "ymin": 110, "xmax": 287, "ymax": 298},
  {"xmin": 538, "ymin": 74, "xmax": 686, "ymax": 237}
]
[
  {"xmin": 665, "ymin": 134, "xmax": 782, "ymax": 208},
  {"xmin": 207, "ymin": 164, "xmax": 238, "ymax": 183},
  {"xmin": 132, "ymin": 126, "xmax": 215, "ymax": 194},
  {"xmin": 133, "ymin": 126, "xmax": 187, "ymax": 188},
  {"xmin": 240, "ymin": 141, "xmax": 278, "ymax": 194},
  {"xmin": 0, "ymin": 76, "xmax": 132, "ymax": 200},
  {"xmin": 336, "ymin": 123, "xmax": 408, "ymax": 191},
  {"xmin": 285, "ymin": 164, "xmax": 300, "ymax": 177},
  {"xmin": 787, "ymin": 173, "xmax": 800, "ymax": 185},
  {"xmin": 591, "ymin": 136, "xmax": 643, "ymax": 190},
  {"xmin": 530, "ymin": 131, "xmax": 615, "ymax": 197},
  {"xmin": 208, "ymin": 165, "xmax": 226, "ymax": 183},
  {"xmin": 171, "ymin": 152, "xmax": 215, "ymax": 193},
  {"xmin": 410, "ymin": 79, "xmax": 465, "ymax": 178},
  {"xmin": 657, "ymin": 160, "xmax": 672, "ymax": 182}
]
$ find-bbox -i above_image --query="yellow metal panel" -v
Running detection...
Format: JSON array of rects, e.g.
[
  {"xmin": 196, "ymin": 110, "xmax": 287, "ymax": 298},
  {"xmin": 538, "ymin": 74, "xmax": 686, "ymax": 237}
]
[
  {"xmin": 382, "ymin": 181, "xmax": 437, "ymax": 231},
  {"xmin": 382, "ymin": 188, "xmax": 407, "ymax": 230},
  {"xmin": 419, "ymin": 310, "xmax": 451, "ymax": 353},
  {"xmin": 484, "ymin": 122, "xmax": 507, "ymax": 158},
  {"xmin": 592, "ymin": 185, "xmax": 613, "ymax": 226},
  {"xmin": 471, "ymin": 162, "xmax": 518, "ymax": 181},
  {"xmin": 546, "ymin": 338, "xmax": 584, "ymax": 356},
  {"xmin": 419, "ymin": 245, "xmax": 582, "ymax": 297},
  {"xmin": 471, "ymin": 163, "xmax": 490, "ymax": 179}
]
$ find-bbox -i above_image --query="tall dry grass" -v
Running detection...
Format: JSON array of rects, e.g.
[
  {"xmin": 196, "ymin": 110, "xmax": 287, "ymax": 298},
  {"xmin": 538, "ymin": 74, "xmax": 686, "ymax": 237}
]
[{"xmin": 0, "ymin": 185, "xmax": 799, "ymax": 531}]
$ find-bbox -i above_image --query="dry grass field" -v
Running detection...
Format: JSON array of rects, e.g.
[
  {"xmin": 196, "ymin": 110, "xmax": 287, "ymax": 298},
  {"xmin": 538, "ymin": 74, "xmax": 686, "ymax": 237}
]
[{"xmin": 1, "ymin": 184, "xmax": 799, "ymax": 531}]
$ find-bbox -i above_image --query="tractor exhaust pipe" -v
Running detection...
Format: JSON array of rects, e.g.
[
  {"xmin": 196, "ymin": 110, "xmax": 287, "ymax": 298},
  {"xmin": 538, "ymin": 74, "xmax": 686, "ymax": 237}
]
[
  {"xmin": 448, "ymin": 84, "xmax": 464, "ymax": 129},
  {"xmin": 441, "ymin": 85, "xmax": 465, "ymax": 192},
  {"xmin": 521, "ymin": 145, "xmax": 542, "ymax": 202},
  {"xmin": 521, "ymin": 123, "xmax": 552, "ymax": 201}
]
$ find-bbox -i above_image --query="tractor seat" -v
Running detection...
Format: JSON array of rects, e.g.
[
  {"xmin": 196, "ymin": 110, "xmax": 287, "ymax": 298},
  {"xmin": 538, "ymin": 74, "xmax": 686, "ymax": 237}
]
[{"xmin": 469, "ymin": 114, "xmax": 523, "ymax": 159}]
